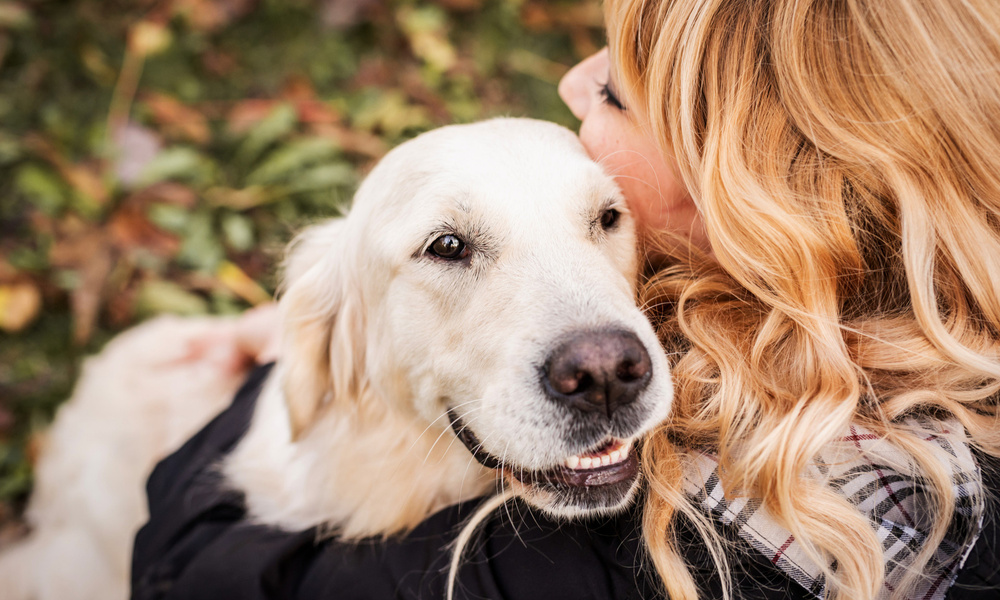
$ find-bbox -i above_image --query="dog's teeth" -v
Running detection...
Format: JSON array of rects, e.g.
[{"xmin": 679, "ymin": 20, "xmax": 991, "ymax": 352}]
[{"xmin": 564, "ymin": 439, "xmax": 635, "ymax": 471}]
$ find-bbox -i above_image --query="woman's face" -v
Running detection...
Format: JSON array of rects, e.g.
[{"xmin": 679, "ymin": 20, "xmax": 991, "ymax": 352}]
[{"xmin": 558, "ymin": 48, "xmax": 708, "ymax": 253}]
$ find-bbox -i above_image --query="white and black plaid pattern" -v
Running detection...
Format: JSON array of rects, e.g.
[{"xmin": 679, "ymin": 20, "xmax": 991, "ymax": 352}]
[{"xmin": 682, "ymin": 419, "xmax": 984, "ymax": 599}]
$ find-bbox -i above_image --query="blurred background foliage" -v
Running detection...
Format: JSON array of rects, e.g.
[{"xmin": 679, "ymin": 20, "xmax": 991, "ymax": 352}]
[{"xmin": 0, "ymin": 0, "xmax": 603, "ymax": 526}]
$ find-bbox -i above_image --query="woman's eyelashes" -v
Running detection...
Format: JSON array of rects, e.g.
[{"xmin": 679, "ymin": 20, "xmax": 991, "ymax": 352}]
[{"xmin": 599, "ymin": 81, "xmax": 625, "ymax": 111}]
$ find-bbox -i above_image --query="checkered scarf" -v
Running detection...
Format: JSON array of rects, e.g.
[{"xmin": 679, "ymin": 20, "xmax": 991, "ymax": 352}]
[{"xmin": 681, "ymin": 419, "xmax": 984, "ymax": 599}]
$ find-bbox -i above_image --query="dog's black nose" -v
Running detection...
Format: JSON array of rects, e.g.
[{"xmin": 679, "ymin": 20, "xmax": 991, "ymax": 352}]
[{"xmin": 543, "ymin": 329, "xmax": 652, "ymax": 419}]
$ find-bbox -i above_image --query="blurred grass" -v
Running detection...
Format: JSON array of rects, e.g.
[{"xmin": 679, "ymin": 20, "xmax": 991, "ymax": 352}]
[{"xmin": 0, "ymin": 0, "xmax": 603, "ymax": 520}]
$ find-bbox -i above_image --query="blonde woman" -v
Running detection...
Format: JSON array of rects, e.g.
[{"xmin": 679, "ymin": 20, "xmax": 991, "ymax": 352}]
[{"xmin": 132, "ymin": 1, "xmax": 1000, "ymax": 599}]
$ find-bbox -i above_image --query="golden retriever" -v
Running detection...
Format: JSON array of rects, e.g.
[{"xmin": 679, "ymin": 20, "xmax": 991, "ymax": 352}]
[{"xmin": 0, "ymin": 118, "xmax": 673, "ymax": 600}]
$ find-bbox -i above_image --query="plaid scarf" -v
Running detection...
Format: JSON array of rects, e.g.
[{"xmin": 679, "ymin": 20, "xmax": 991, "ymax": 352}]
[{"xmin": 682, "ymin": 419, "xmax": 984, "ymax": 599}]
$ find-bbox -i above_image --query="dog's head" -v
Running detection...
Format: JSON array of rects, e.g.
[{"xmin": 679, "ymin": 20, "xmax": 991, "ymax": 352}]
[{"xmin": 279, "ymin": 118, "xmax": 672, "ymax": 518}]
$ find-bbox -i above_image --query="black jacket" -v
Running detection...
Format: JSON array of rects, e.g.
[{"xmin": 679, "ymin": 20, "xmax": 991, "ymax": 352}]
[{"xmin": 131, "ymin": 365, "xmax": 999, "ymax": 599}]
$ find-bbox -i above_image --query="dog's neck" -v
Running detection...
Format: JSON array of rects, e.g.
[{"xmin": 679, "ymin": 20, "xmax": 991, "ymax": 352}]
[{"xmin": 223, "ymin": 368, "xmax": 494, "ymax": 539}]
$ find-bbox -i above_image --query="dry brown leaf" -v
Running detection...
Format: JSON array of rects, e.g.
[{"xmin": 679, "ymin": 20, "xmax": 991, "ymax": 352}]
[
  {"xmin": 227, "ymin": 99, "xmax": 280, "ymax": 135},
  {"xmin": 49, "ymin": 224, "xmax": 114, "ymax": 345},
  {"xmin": 311, "ymin": 122, "xmax": 387, "ymax": 158},
  {"xmin": 295, "ymin": 100, "xmax": 341, "ymax": 125},
  {"xmin": 201, "ymin": 49, "xmax": 238, "ymax": 77},
  {"xmin": 23, "ymin": 134, "xmax": 110, "ymax": 205},
  {"xmin": 128, "ymin": 182, "xmax": 198, "ymax": 208},
  {"xmin": 143, "ymin": 92, "xmax": 211, "ymax": 144},
  {"xmin": 320, "ymin": 0, "xmax": 382, "ymax": 29},
  {"xmin": 227, "ymin": 96, "xmax": 341, "ymax": 134},
  {"xmin": 108, "ymin": 204, "xmax": 180, "ymax": 257},
  {"xmin": 61, "ymin": 162, "xmax": 109, "ymax": 206},
  {"xmin": 521, "ymin": 2, "xmax": 603, "ymax": 31},
  {"xmin": 173, "ymin": 0, "xmax": 256, "ymax": 33},
  {"xmin": 0, "ymin": 257, "xmax": 19, "ymax": 283}
]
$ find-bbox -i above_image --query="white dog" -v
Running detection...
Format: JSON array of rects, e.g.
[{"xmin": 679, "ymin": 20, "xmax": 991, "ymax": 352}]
[{"xmin": 0, "ymin": 118, "xmax": 672, "ymax": 600}]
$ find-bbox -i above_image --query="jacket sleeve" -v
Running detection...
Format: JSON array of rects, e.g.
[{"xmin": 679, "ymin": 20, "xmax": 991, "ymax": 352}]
[
  {"xmin": 128, "ymin": 363, "xmax": 840, "ymax": 600},
  {"xmin": 129, "ymin": 364, "xmax": 654, "ymax": 600}
]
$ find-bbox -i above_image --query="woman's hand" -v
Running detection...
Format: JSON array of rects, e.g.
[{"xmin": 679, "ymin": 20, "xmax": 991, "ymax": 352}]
[{"xmin": 234, "ymin": 302, "xmax": 281, "ymax": 365}]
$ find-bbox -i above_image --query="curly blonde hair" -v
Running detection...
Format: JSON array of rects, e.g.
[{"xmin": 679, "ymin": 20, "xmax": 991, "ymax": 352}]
[{"xmin": 604, "ymin": 0, "xmax": 1000, "ymax": 598}]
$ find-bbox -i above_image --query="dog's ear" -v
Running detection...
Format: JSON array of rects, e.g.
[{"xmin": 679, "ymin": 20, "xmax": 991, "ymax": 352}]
[{"xmin": 279, "ymin": 217, "xmax": 365, "ymax": 439}]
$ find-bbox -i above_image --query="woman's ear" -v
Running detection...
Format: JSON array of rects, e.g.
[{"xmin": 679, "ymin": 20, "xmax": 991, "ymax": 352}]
[{"xmin": 278, "ymin": 218, "xmax": 365, "ymax": 439}]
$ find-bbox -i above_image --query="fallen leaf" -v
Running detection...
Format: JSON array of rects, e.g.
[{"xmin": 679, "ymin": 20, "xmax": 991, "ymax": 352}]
[
  {"xmin": 320, "ymin": 0, "xmax": 382, "ymax": 29},
  {"xmin": 521, "ymin": 2, "xmax": 603, "ymax": 31},
  {"xmin": 143, "ymin": 92, "xmax": 211, "ymax": 145},
  {"xmin": 351, "ymin": 90, "xmax": 430, "ymax": 138},
  {"xmin": 14, "ymin": 163, "xmax": 67, "ymax": 215},
  {"xmin": 397, "ymin": 6, "xmax": 456, "ymax": 72},
  {"xmin": 173, "ymin": 0, "xmax": 257, "ymax": 33},
  {"xmin": 295, "ymin": 100, "xmax": 341, "ymax": 125},
  {"xmin": 0, "ymin": 281, "xmax": 41, "ymax": 332},
  {"xmin": 21, "ymin": 134, "xmax": 109, "ymax": 206},
  {"xmin": 311, "ymin": 123, "xmax": 387, "ymax": 158},
  {"xmin": 49, "ymin": 225, "xmax": 114, "ymax": 345},
  {"xmin": 281, "ymin": 74, "xmax": 317, "ymax": 103},
  {"xmin": 227, "ymin": 99, "xmax": 280, "ymax": 135},
  {"xmin": 216, "ymin": 260, "xmax": 270, "ymax": 305},
  {"xmin": 61, "ymin": 162, "xmax": 109, "ymax": 207},
  {"xmin": 200, "ymin": 49, "xmax": 238, "ymax": 77},
  {"xmin": 128, "ymin": 182, "xmax": 198, "ymax": 208},
  {"xmin": 234, "ymin": 104, "xmax": 298, "ymax": 165},
  {"xmin": 136, "ymin": 279, "xmax": 209, "ymax": 316},
  {"xmin": 204, "ymin": 185, "xmax": 271, "ymax": 210},
  {"xmin": 0, "ymin": 3, "xmax": 32, "ymax": 30},
  {"xmin": 108, "ymin": 204, "xmax": 180, "ymax": 257},
  {"xmin": 80, "ymin": 44, "xmax": 117, "ymax": 85},
  {"xmin": 128, "ymin": 21, "xmax": 172, "ymax": 58}
]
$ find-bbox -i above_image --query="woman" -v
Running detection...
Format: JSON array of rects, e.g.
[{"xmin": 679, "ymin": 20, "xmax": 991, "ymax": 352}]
[{"xmin": 132, "ymin": 1, "xmax": 1000, "ymax": 598}]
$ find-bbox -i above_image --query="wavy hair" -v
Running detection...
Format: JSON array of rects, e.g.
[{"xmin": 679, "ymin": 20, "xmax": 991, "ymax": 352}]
[{"xmin": 604, "ymin": 0, "xmax": 1000, "ymax": 598}]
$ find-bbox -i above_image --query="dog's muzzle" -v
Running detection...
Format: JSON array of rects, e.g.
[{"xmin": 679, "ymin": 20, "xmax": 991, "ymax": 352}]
[
  {"xmin": 447, "ymin": 408, "xmax": 641, "ymax": 491},
  {"xmin": 448, "ymin": 409, "xmax": 502, "ymax": 470}
]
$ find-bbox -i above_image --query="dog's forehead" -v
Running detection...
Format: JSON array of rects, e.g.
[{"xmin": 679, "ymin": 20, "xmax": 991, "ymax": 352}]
[{"xmin": 356, "ymin": 119, "xmax": 620, "ymax": 224}]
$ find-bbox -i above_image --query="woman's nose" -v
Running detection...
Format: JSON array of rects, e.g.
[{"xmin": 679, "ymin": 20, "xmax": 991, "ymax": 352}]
[{"xmin": 558, "ymin": 48, "xmax": 609, "ymax": 121}]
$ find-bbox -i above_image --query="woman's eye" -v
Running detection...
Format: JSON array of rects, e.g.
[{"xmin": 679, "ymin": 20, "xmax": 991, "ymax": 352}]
[
  {"xmin": 427, "ymin": 234, "xmax": 469, "ymax": 260},
  {"xmin": 599, "ymin": 82, "xmax": 626, "ymax": 111},
  {"xmin": 600, "ymin": 208, "xmax": 621, "ymax": 231}
]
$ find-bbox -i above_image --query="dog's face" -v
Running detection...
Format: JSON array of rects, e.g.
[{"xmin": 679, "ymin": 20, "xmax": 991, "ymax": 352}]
[{"xmin": 281, "ymin": 119, "xmax": 672, "ymax": 518}]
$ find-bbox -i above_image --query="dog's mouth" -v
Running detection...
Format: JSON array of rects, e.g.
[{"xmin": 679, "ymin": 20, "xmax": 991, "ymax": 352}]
[
  {"xmin": 531, "ymin": 437, "xmax": 638, "ymax": 488},
  {"xmin": 447, "ymin": 409, "xmax": 639, "ymax": 493}
]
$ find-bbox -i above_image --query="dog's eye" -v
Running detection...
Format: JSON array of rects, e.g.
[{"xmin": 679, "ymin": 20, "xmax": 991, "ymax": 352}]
[
  {"xmin": 600, "ymin": 208, "xmax": 621, "ymax": 231},
  {"xmin": 428, "ymin": 234, "xmax": 469, "ymax": 260}
]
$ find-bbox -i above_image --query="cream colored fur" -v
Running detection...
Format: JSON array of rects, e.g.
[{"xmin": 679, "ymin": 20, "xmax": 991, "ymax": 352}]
[
  {"xmin": 0, "ymin": 316, "xmax": 251, "ymax": 600},
  {"xmin": 0, "ymin": 118, "xmax": 673, "ymax": 599}
]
